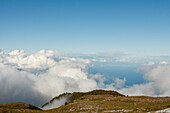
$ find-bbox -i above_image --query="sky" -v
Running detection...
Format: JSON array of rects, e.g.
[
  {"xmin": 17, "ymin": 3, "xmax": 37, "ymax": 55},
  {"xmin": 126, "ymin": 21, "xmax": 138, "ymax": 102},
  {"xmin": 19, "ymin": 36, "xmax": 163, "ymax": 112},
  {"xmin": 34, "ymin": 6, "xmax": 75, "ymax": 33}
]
[
  {"xmin": 0, "ymin": 0, "xmax": 170, "ymax": 56},
  {"xmin": 1, "ymin": 0, "xmax": 170, "ymax": 108}
]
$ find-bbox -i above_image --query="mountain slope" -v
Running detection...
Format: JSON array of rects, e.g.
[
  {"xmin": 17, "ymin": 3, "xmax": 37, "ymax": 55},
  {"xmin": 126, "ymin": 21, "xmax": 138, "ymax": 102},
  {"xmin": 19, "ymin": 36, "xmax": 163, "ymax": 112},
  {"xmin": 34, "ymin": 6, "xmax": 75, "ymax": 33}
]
[
  {"xmin": 41, "ymin": 89, "xmax": 124, "ymax": 109},
  {"xmin": 0, "ymin": 102, "xmax": 41, "ymax": 113},
  {"xmin": 48, "ymin": 94, "xmax": 170, "ymax": 113},
  {"xmin": 1, "ymin": 90, "xmax": 170, "ymax": 113},
  {"xmin": 0, "ymin": 102, "xmax": 41, "ymax": 110}
]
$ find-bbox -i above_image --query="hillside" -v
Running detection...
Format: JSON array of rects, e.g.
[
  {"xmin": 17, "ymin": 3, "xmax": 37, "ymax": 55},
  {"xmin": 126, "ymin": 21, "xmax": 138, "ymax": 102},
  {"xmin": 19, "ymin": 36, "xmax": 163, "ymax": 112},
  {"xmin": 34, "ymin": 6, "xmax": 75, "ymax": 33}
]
[
  {"xmin": 41, "ymin": 90, "xmax": 125, "ymax": 109},
  {"xmin": 1, "ymin": 90, "xmax": 170, "ymax": 113},
  {"xmin": 0, "ymin": 102, "xmax": 41, "ymax": 113}
]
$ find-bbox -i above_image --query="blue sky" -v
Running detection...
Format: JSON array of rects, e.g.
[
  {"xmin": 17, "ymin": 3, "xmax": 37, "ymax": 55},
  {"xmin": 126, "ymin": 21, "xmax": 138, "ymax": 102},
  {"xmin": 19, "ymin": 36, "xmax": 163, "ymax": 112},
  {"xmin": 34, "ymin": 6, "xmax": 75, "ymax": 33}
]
[{"xmin": 0, "ymin": 0, "xmax": 170, "ymax": 56}]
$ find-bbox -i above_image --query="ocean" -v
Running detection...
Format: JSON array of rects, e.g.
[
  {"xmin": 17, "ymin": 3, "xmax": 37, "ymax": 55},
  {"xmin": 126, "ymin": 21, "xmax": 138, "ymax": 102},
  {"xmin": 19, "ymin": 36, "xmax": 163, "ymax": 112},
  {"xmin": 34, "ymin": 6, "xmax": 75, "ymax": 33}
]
[{"xmin": 89, "ymin": 62, "xmax": 146, "ymax": 86}]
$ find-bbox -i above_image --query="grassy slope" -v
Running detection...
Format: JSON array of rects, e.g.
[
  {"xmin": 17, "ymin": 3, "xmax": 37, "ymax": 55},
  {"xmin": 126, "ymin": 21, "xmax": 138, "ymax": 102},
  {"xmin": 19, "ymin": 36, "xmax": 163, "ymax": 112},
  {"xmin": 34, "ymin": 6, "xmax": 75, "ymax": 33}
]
[
  {"xmin": 0, "ymin": 102, "xmax": 41, "ymax": 113},
  {"xmin": 1, "ymin": 90, "xmax": 170, "ymax": 113},
  {"xmin": 49, "ymin": 95, "xmax": 170, "ymax": 113}
]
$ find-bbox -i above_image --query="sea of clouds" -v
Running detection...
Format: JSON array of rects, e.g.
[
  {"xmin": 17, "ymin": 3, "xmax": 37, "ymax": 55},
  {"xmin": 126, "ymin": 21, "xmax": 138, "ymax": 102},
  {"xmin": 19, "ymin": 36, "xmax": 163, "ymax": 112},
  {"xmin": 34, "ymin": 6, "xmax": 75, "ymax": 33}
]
[{"xmin": 0, "ymin": 49, "xmax": 170, "ymax": 108}]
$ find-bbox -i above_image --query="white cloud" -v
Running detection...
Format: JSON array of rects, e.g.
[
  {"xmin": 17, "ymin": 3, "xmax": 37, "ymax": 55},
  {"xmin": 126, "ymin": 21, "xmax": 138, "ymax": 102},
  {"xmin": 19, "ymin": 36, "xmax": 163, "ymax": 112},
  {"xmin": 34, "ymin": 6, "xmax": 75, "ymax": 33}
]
[
  {"xmin": 113, "ymin": 78, "xmax": 126, "ymax": 89},
  {"xmin": 0, "ymin": 63, "xmax": 43, "ymax": 106},
  {"xmin": 116, "ymin": 58, "xmax": 126, "ymax": 62},
  {"xmin": 1, "ymin": 49, "xmax": 127, "ymax": 108},
  {"xmin": 0, "ymin": 50, "xmax": 98, "ymax": 106},
  {"xmin": 159, "ymin": 61, "xmax": 169, "ymax": 65},
  {"xmin": 1, "ymin": 49, "xmax": 170, "ymax": 109},
  {"xmin": 120, "ymin": 64, "xmax": 170, "ymax": 96},
  {"xmin": 143, "ymin": 61, "xmax": 155, "ymax": 66}
]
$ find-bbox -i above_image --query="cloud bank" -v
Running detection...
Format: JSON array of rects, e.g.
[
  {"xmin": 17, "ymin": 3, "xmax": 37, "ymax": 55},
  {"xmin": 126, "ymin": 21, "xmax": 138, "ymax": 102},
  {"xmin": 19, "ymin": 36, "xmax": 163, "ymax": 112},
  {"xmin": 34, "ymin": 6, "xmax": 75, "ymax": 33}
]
[
  {"xmin": 0, "ymin": 50, "xmax": 98, "ymax": 106},
  {"xmin": 1, "ymin": 49, "xmax": 170, "ymax": 108},
  {"xmin": 120, "ymin": 64, "xmax": 170, "ymax": 96}
]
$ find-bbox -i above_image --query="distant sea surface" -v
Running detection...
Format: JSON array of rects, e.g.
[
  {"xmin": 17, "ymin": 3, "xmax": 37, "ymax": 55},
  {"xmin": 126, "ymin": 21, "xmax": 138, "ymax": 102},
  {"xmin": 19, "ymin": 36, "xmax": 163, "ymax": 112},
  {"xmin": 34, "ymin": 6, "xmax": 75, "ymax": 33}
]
[{"xmin": 89, "ymin": 62, "xmax": 146, "ymax": 86}]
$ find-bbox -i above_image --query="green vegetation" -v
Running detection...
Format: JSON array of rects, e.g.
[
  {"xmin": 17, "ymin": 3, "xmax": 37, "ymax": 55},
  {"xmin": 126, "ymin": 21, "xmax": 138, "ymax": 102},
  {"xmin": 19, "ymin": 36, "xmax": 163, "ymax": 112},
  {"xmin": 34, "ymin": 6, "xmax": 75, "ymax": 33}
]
[{"xmin": 1, "ymin": 90, "xmax": 170, "ymax": 113}]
